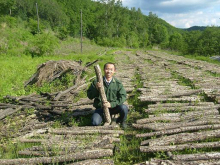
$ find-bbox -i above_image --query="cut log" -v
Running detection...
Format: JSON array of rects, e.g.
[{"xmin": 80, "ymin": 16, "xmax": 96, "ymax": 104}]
[
  {"xmin": 136, "ymin": 124, "xmax": 220, "ymax": 138},
  {"xmin": 149, "ymin": 109, "xmax": 219, "ymax": 119},
  {"xmin": 69, "ymin": 159, "xmax": 114, "ymax": 165},
  {"xmin": 173, "ymin": 152, "xmax": 220, "ymax": 161},
  {"xmin": 0, "ymin": 149, "xmax": 113, "ymax": 165},
  {"xmin": 141, "ymin": 129, "xmax": 220, "ymax": 146},
  {"xmin": 140, "ymin": 141, "xmax": 220, "ymax": 152},
  {"xmin": 135, "ymin": 118, "xmax": 220, "ymax": 131},
  {"xmin": 167, "ymin": 89, "xmax": 203, "ymax": 98},
  {"xmin": 145, "ymin": 105, "xmax": 220, "ymax": 114},
  {"xmin": 136, "ymin": 115, "xmax": 220, "ymax": 124},
  {"xmin": 69, "ymin": 125, "xmax": 119, "ymax": 130},
  {"xmin": 94, "ymin": 64, "xmax": 111, "ymax": 125},
  {"xmin": 139, "ymin": 96, "xmax": 200, "ymax": 102},
  {"xmin": 143, "ymin": 159, "xmax": 220, "ymax": 165},
  {"xmin": 148, "ymin": 102, "xmax": 215, "ymax": 108},
  {"xmin": 0, "ymin": 107, "xmax": 22, "ymax": 120},
  {"xmin": 48, "ymin": 128, "xmax": 124, "ymax": 135}
]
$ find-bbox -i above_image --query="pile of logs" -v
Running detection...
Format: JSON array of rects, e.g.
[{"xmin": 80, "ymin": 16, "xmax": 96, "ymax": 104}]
[
  {"xmin": 134, "ymin": 101, "xmax": 220, "ymax": 164},
  {"xmin": 0, "ymin": 94, "xmax": 95, "ymax": 121},
  {"xmin": 145, "ymin": 50, "xmax": 220, "ymax": 103},
  {"xmin": 0, "ymin": 125, "xmax": 123, "ymax": 164},
  {"xmin": 131, "ymin": 50, "xmax": 220, "ymax": 165}
]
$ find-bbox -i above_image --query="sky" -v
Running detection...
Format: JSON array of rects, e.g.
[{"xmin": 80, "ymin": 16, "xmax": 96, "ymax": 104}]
[{"xmin": 121, "ymin": 0, "xmax": 220, "ymax": 28}]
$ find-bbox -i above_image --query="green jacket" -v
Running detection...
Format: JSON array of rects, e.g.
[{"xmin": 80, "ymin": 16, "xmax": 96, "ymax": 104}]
[{"xmin": 87, "ymin": 77, "xmax": 127, "ymax": 108}]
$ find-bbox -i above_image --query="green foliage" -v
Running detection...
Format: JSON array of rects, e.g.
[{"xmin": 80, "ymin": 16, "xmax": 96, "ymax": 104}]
[
  {"xmin": 168, "ymin": 32, "xmax": 185, "ymax": 52},
  {"xmin": 26, "ymin": 32, "xmax": 59, "ymax": 57}
]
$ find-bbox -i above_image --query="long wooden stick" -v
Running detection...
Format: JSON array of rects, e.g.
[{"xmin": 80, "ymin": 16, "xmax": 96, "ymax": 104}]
[{"xmin": 94, "ymin": 65, "xmax": 111, "ymax": 125}]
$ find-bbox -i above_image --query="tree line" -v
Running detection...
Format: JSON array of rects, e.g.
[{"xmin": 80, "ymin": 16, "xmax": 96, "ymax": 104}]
[{"xmin": 0, "ymin": 0, "xmax": 220, "ymax": 56}]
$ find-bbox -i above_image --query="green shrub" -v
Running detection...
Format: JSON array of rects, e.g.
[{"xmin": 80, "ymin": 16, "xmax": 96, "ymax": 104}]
[
  {"xmin": 0, "ymin": 16, "xmax": 17, "ymax": 28},
  {"xmin": 26, "ymin": 32, "xmax": 59, "ymax": 57}
]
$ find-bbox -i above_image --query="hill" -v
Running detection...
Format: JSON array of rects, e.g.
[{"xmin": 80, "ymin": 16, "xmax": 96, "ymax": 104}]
[{"xmin": 182, "ymin": 26, "xmax": 207, "ymax": 31}]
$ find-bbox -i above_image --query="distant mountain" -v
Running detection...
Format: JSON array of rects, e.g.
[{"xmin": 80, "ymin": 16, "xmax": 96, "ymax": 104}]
[{"xmin": 181, "ymin": 26, "xmax": 207, "ymax": 31}]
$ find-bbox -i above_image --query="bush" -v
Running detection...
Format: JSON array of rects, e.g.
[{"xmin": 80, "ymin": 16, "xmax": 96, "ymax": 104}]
[
  {"xmin": 0, "ymin": 16, "xmax": 17, "ymax": 28},
  {"xmin": 26, "ymin": 32, "xmax": 59, "ymax": 57}
]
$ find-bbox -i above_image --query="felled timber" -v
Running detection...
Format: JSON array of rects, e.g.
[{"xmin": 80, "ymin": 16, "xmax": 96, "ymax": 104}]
[
  {"xmin": 148, "ymin": 109, "xmax": 219, "ymax": 123},
  {"xmin": 172, "ymin": 152, "xmax": 220, "ymax": 161},
  {"xmin": 136, "ymin": 115, "xmax": 220, "ymax": 124},
  {"xmin": 148, "ymin": 102, "xmax": 215, "ymax": 108},
  {"xmin": 141, "ymin": 129, "xmax": 220, "ymax": 146},
  {"xmin": 94, "ymin": 64, "xmax": 111, "ymax": 125},
  {"xmin": 0, "ymin": 107, "xmax": 22, "ymax": 120},
  {"xmin": 68, "ymin": 125, "xmax": 119, "ymax": 130},
  {"xmin": 0, "ymin": 149, "xmax": 113, "ymax": 165},
  {"xmin": 135, "ymin": 118, "xmax": 220, "ymax": 131},
  {"xmin": 140, "ymin": 159, "xmax": 220, "ymax": 165},
  {"xmin": 69, "ymin": 159, "xmax": 114, "ymax": 165},
  {"xmin": 138, "ymin": 96, "xmax": 200, "ymax": 102},
  {"xmin": 145, "ymin": 105, "xmax": 220, "ymax": 114},
  {"xmin": 136, "ymin": 124, "xmax": 220, "ymax": 138},
  {"xmin": 140, "ymin": 141, "xmax": 220, "ymax": 152},
  {"xmin": 48, "ymin": 128, "xmax": 124, "ymax": 135}
]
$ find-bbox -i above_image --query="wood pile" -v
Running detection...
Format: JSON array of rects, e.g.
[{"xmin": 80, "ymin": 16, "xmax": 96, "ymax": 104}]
[
  {"xmin": 145, "ymin": 50, "xmax": 220, "ymax": 103},
  {"xmin": 132, "ymin": 51, "xmax": 220, "ymax": 165},
  {"xmin": 0, "ymin": 125, "xmax": 123, "ymax": 164},
  {"xmin": 0, "ymin": 94, "xmax": 95, "ymax": 121}
]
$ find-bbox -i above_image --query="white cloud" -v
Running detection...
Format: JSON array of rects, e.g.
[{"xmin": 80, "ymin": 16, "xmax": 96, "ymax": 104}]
[{"xmin": 121, "ymin": 0, "xmax": 220, "ymax": 28}]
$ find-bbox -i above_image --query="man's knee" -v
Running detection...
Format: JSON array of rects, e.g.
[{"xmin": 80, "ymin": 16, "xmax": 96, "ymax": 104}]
[
  {"xmin": 91, "ymin": 112, "xmax": 102, "ymax": 126},
  {"xmin": 119, "ymin": 104, "xmax": 128, "ymax": 114},
  {"xmin": 92, "ymin": 119, "xmax": 101, "ymax": 126}
]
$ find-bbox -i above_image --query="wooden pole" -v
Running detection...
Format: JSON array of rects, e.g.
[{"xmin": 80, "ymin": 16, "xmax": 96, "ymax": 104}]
[
  {"xmin": 94, "ymin": 65, "xmax": 111, "ymax": 125},
  {"xmin": 80, "ymin": 9, "xmax": 83, "ymax": 53},
  {"xmin": 36, "ymin": 3, "xmax": 40, "ymax": 33}
]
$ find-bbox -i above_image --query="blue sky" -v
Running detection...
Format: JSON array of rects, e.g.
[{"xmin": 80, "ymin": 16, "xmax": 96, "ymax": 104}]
[{"xmin": 121, "ymin": 0, "xmax": 220, "ymax": 28}]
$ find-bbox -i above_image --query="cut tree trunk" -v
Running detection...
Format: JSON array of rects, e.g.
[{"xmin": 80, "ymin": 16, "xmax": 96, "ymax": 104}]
[
  {"xmin": 145, "ymin": 105, "xmax": 220, "ymax": 114},
  {"xmin": 141, "ymin": 129, "xmax": 220, "ymax": 146},
  {"xmin": 69, "ymin": 159, "xmax": 114, "ymax": 165},
  {"xmin": 143, "ymin": 159, "xmax": 220, "ymax": 165},
  {"xmin": 0, "ymin": 107, "xmax": 22, "ymax": 120},
  {"xmin": 136, "ymin": 115, "xmax": 220, "ymax": 124},
  {"xmin": 48, "ymin": 128, "xmax": 124, "ymax": 135},
  {"xmin": 94, "ymin": 64, "xmax": 111, "ymax": 125},
  {"xmin": 172, "ymin": 152, "xmax": 220, "ymax": 161},
  {"xmin": 148, "ymin": 102, "xmax": 215, "ymax": 108},
  {"xmin": 140, "ymin": 141, "xmax": 220, "ymax": 152},
  {"xmin": 136, "ymin": 124, "xmax": 220, "ymax": 138},
  {"xmin": 0, "ymin": 149, "xmax": 113, "ymax": 165},
  {"xmin": 135, "ymin": 118, "xmax": 220, "ymax": 131}
]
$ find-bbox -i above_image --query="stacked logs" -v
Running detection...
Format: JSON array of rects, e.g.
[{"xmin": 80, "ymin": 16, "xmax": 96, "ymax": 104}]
[
  {"xmin": 0, "ymin": 94, "xmax": 95, "ymax": 121},
  {"xmin": 134, "ymin": 102, "xmax": 220, "ymax": 165},
  {"xmin": 132, "ymin": 51, "xmax": 220, "ymax": 165},
  {"xmin": 0, "ymin": 125, "xmax": 123, "ymax": 165},
  {"xmin": 146, "ymin": 50, "xmax": 220, "ymax": 103}
]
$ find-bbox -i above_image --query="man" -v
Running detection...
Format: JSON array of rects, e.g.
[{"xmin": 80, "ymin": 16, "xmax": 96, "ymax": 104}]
[{"xmin": 87, "ymin": 62, "xmax": 128, "ymax": 128}]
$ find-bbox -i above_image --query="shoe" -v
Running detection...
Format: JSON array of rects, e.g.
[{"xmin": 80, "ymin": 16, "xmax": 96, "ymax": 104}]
[{"xmin": 121, "ymin": 122, "xmax": 127, "ymax": 129}]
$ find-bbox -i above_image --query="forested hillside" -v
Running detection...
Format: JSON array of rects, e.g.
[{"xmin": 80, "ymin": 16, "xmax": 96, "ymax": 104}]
[{"xmin": 1, "ymin": 0, "xmax": 220, "ymax": 56}]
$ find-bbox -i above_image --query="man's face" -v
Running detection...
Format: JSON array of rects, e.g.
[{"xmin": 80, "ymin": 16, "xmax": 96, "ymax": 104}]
[{"xmin": 104, "ymin": 64, "xmax": 115, "ymax": 79}]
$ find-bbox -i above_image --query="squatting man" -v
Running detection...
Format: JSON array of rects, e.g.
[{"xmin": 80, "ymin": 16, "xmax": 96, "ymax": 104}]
[{"xmin": 87, "ymin": 62, "xmax": 128, "ymax": 128}]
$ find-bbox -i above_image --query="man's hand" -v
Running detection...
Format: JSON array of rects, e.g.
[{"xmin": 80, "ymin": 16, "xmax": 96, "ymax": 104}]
[
  {"xmin": 96, "ymin": 82, "xmax": 101, "ymax": 89},
  {"xmin": 103, "ymin": 101, "xmax": 111, "ymax": 108}
]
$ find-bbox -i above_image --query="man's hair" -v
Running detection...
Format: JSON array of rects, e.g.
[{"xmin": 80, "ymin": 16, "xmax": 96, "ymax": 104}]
[{"xmin": 104, "ymin": 62, "xmax": 116, "ymax": 70}]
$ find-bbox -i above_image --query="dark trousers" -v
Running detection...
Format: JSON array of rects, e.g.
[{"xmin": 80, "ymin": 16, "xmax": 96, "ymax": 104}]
[{"xmin": 91, "ymin": 104, "xmax": 128, "ymax": 126}]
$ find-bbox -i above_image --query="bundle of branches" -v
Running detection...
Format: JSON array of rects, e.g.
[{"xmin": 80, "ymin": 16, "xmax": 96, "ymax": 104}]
[{"xmin": 24, "ymin": 60, "xmax": 84, "ymax": 87}]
